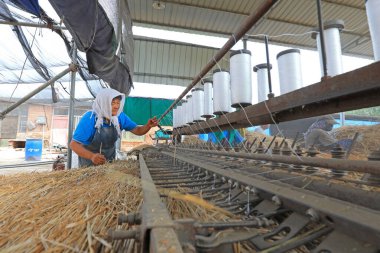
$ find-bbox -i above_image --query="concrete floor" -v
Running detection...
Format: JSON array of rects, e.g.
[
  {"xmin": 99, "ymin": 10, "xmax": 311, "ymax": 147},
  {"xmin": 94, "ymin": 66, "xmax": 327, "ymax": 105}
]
[{"xmin": 0, "ymin": 148, "xmax": 64, "ymax": 175}]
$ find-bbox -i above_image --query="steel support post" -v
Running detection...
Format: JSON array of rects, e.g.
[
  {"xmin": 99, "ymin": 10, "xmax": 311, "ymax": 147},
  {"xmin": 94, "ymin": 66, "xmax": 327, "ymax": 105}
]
[
  {"xmin": 316, "ymin": 0, "xmax": 328, "ymax": 78},
  {"xmin": 264, "ymin": 35, "xmax": 274, "ymax": 98},
  {"xmin": 67, "ymin": 42, "xmax": 77, "ymax": 169}
]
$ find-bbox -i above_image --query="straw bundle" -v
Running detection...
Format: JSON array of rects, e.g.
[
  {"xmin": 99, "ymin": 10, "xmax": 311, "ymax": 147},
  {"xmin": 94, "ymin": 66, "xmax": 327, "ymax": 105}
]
[
  {"xmin": 0, "ymin": 160, "xmax": 142, "ymax": 252},
  {"xmin": 164, "ymin": 191, "xmax": 235, "ymax": 221},
  {"xmin": 332, "ymin": 124, "xmax": 380, "ymax": 158},
  {"xmin": 182, "ymin": 135, "xmax": 206, "ymax": 145}
]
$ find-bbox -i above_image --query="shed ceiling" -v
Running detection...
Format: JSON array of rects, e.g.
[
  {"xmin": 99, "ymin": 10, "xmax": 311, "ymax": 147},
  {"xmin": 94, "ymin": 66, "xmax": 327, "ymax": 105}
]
[{"xmin": 129, "ymin": 0, "xmax": 372, "ymax": 59}]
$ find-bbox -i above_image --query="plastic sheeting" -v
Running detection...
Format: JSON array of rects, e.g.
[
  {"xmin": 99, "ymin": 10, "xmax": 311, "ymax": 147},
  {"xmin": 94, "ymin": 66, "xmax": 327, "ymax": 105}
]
[
  {"xmin": 0, "ymin": 1, "xmax": 105, "ymax": 100},
  {"xmin": 123, "ymin": 97, "xmax": 174, "ymax": 126},
  {"xmin": 8, "ymin": 0, "xmax": 40, "ymax": 16},
  {"xmin": 47, "ymin": 0, "xmax": 134, "ymax": 95},
  {"xmin": 208, "ymin": 130, "xmax": 244, "ymax": 146},
  {"xmin": 0, "ymin": 0, "xmax": 134, "ymax": 102}
]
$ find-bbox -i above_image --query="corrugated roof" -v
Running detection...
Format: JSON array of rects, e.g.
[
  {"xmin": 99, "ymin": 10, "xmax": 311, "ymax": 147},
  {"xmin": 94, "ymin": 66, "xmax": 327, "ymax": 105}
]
[
  {"xmin": 129, "ymin": 0, "xmax": 372, "ymax": 58},
  {"xmin": 133, "ymin": 37, "xmax": 230, "ymax": 86}
]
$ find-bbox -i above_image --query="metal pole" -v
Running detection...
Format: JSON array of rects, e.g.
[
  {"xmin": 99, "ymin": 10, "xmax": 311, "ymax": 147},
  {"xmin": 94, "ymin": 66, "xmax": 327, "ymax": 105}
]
[
  {"xmin": 243, "ymin": 36, "xmax": 248, "ymax": 50},
  {"xmin": 264, "ymin": 35, "xmax": 274, "ymax": 98},
  {"xmin": 67, "ymin": 42, "xmax": 78, "ymax": 169},
  {"xmin": 340, "ymin": 112, "xmax": 345, "ymax": 126},
  {"xmin": 316, "ymin": 0, "xmax": 328, "ymax": 78},
  {"xmin": 0, "ymin": 67, "xmax": 72, "ymax": 120},
  {"xmin": 0, "ymin": 20, "xmax": 67, "ymax": 30},
  {"xmin": 171, "ymin": 147, "xmax": 380, "ymax": 176},
  {"xmin": 158, "ymin": 0, "xmax": 277, "ymax": 122}
]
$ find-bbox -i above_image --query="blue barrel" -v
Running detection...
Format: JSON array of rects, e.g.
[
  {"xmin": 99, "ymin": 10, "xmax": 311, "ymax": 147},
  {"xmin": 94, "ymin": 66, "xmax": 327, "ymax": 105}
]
[{"xmin": 25, "ymin": 139, "xmax": 43, "ymax": 161}]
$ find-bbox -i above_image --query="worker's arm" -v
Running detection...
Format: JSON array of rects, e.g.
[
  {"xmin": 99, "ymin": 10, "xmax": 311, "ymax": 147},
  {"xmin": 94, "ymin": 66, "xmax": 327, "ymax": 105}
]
[
  {"xmin": 69, "ymin": 140, "xmax": 106, "ymax": 165},
  {"xmin": 130, "ymin": 117, "xmax": 158, "ymax": 136}
]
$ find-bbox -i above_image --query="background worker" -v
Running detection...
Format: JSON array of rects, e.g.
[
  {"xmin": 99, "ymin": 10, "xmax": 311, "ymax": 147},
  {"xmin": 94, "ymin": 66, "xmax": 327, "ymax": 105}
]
[
  {"xmin": 70, "ymin": 88, "xmax": 158, "ymax": 167},
  {"xmin": 304, "ymin": 115, "xmax": 352, "ymax": 150},
  {"xmin": 253, "ymin": 124, "xmax": 270, "ymax": 135}
]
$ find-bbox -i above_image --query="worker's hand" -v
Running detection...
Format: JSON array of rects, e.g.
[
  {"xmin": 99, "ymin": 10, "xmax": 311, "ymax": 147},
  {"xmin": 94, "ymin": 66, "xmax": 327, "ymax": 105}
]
[
  {"xmin": 91, "ymin": 153, "xmax": 106, "ymax": 165},
  {"xmin": 147, "ymin": 117, "xmax": 159, "ymax": 128}
]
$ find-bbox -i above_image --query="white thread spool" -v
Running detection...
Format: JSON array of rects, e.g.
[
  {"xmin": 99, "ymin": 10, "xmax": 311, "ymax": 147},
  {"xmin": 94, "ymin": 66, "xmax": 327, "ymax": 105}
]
[
  {"xmin": 176, "ymin": 104, "xmax": 180, "ymax": 127},
  {"xmin": 213, "ymin": 69, "xmax": 231, "ymax": 115},
  {"xmin": 313, "ymin": 20, "xmax": 344, "ymax": 77},
  {"xmin": 192, "ymin": 87, "xmax": 204, "ymax": 122},
  {"xmin": 180, "ymin": 101, "xmax": 187, "ymax": 127},
  {"xmin": 230, "ymin": 49, "xmax": 252, "ymax": 108},
  {"xmin": 202, "ymin": 79, "xmax": 214, "ymax": 118},
  {"xmin": 366, "ymin": 0, "xmax": 380, "ymax": 61},
  {"xmin": 253, "ymin": 63, "xmax": 272, "ymax": 103},
  {"xmin": 186, "ymin": 95, "xmax": 194, "ymax": 125},
  {"xmin": 177, "ymin": 104, "xmax": 182, "ymax": 127},
  {"xmin": 277, "ymin": 49, "xmax": 303, "ymax": 95},
  {"xmin": 173, "ymin": 106, "xmax": 177, "ymax": 128},
  {"xmin": 180, "ymin": 102, "xmax": 186, "ymax": 127}
]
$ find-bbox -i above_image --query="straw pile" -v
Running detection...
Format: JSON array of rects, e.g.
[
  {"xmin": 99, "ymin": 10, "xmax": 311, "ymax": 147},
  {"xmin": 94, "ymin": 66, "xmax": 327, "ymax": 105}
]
[
  {"xmin": 332, "ymin": 124, "xmax": 380, "ymax": 159},
  {"xmin": 182, "ymin": 135, "xmax": 206, "ymax": 145},
  {"xmin": 128, "ymin": 144, "xmax": 151, "ymax": 152},
  {"xmin": 0, "ymin": 159, "xmax": 258, "ymax": 252},
  {"xmin": 0, "ymin": 160, "xmax": 142, "ymax": 252}
]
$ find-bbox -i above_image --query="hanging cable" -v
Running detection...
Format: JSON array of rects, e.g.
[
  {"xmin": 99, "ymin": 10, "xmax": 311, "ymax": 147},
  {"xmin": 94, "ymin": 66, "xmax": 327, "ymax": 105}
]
[{"xmin": 8, "ymin": 26, "xmax": 39, "ymax": 104}]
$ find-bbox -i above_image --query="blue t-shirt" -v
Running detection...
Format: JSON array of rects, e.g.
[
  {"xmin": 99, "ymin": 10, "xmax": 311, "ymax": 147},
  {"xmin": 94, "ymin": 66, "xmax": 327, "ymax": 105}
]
[{"xmin": 73, "ymin": 111, "xmax": 137, "ymax": 145}]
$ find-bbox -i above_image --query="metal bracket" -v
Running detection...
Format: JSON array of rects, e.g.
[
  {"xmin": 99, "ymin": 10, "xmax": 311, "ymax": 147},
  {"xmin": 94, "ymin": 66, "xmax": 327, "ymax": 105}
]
[
  {"xmin": 250, "ymin": 199, "xmax": 280, "ymax": 216},
  {"xmin": 311, "ymin": 230, "xmax": 377, "ymax": 253},
  {"xmin": 249, "ymin": 212, "xmax": 310, "ymax": 250},
  {"xmin": 196, "ymin": 228, "xmax": 260, "ymax": 250}
]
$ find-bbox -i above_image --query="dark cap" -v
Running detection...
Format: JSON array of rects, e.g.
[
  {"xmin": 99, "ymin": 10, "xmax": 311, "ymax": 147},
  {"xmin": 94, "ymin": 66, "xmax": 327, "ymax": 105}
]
[{"xmin": 320, "ymin": 115, "xmax": 338, "ymax": 125}]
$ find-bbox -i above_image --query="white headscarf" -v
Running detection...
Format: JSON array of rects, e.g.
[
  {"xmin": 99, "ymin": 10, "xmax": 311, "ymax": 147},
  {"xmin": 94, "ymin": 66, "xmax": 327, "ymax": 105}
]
[{"xmin": 92, "ymin": 88, "xmax": 126, "ymax": 136}]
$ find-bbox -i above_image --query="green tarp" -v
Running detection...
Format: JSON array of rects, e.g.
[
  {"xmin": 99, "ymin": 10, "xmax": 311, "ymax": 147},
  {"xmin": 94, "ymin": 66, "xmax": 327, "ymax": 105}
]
[{"xmin": 123, "ymin": 97, "xmax": 173, "ymax": 126}]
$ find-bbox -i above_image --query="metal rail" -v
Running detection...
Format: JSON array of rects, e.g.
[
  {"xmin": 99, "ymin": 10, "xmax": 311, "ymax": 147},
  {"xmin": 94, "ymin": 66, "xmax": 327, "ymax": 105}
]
[
  {"xmin": 171, "ymin": 147, "xmax": 380, "ymax": 176},
  {"xmin": 139, "ymin": 153, "xmax": 184, "ymax": 253},
  {"xmin": 161, "ymin": 150, "xmax": 380, "ymax": 248},
  {"xmin": 173, "ymin": 148, "xmax": 380, "ymax": 210},
  {"xmin": 158, "ymin": 0, "xmax": 277, "ymax": 122},
  {"xmin": 316, "ymin": 0, "xmax": 328, "ymax": 78},
  {"xmin": 0, "ymin": 20, "xmax": 67, "ymax": 30},
  {"xmin": 175, "ymin": 61, "xmax": 380, "ymax": 134}
]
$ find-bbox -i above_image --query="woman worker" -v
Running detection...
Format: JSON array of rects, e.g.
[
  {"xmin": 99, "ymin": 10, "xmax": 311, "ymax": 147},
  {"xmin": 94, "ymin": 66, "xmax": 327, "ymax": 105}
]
[{"xmin": 70, "ymin": 88, "xmax": 158, "ymax": 167}]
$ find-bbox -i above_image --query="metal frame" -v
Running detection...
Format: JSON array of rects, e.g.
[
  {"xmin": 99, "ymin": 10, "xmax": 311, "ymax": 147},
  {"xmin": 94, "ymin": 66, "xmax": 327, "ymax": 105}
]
[
  {"xmin": 67, "ymin": 42, "xmax": 78, "ymax": 169},
  {"xmin": 162, "ymin": 150, "xmax": 380, "ymax": 248},
  {"xmin": 171, "ymin": 147, "xmax": 380, "ymax": 175},
  {"xmin": 176, "ymin": 61, "xmax": 380, "ymax": 134}
]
